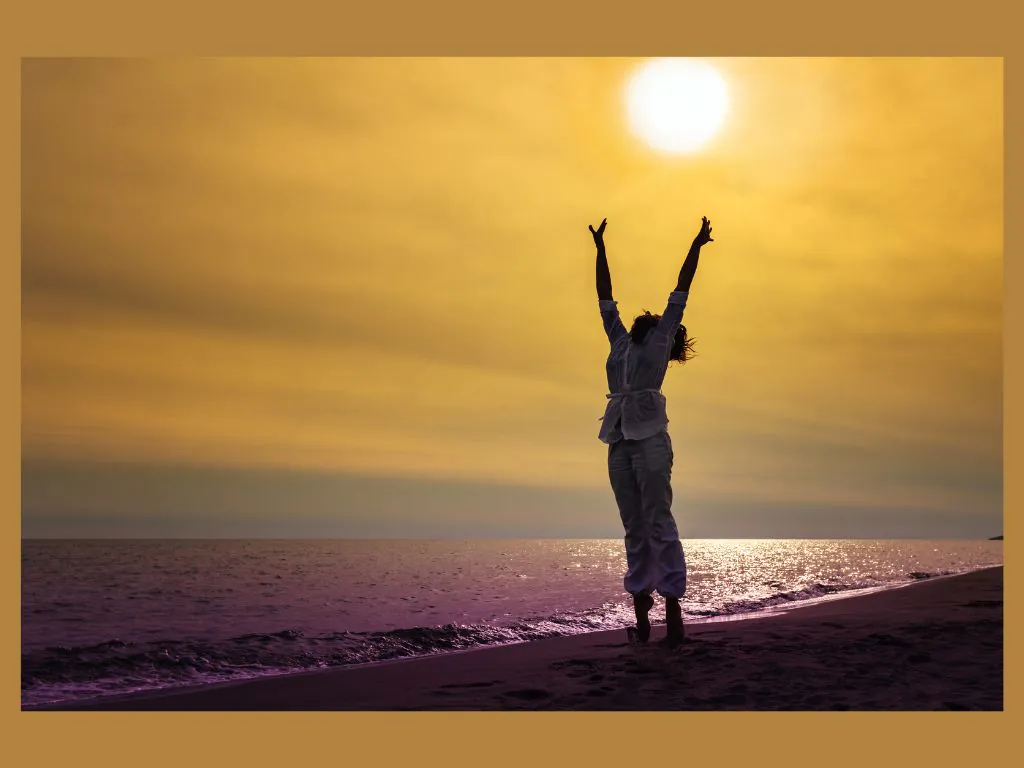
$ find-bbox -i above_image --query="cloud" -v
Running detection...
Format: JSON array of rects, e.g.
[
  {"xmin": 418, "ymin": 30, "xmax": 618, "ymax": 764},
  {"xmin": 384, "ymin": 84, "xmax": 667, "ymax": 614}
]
[
  {"xmin": 20, "ymin": 58, "xmax": 1002, "ymax": 536},
  {"xmin": 21, "ymin": 458, "xmax": 1001, "ymax": 540}
]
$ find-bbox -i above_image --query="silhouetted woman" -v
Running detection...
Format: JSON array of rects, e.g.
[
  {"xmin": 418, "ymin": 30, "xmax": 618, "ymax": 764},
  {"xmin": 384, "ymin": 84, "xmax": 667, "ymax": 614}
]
[{"xmin": 590, "ymin": 215, "xmax": 713, "ymax": 647}]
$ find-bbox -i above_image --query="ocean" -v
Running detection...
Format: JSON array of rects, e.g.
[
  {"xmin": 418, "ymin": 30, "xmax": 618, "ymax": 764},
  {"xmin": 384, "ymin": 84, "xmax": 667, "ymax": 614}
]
[{"xmin": 21, "ymin": 538, "xmax": 1003, "ymax": 707}]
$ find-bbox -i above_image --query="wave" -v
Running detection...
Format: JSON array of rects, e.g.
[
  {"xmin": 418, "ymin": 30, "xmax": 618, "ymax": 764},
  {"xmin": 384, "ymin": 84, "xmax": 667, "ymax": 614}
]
[{"xmin": 21, "ymin": 570, "xmax": 955, "ymax": 707}]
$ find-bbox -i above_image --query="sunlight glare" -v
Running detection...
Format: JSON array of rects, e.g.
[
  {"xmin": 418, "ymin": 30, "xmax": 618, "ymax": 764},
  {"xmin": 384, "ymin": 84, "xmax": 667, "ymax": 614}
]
[{"xmin": 625, "ymin": 59, "xmax": 730, "ymax": 154}]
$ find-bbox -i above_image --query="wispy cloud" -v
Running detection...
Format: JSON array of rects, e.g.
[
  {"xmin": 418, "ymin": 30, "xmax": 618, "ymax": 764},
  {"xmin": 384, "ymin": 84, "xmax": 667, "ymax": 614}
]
[{"xmin": 21, "ymin": 58, "xmax": 1002, "ymax": 536}]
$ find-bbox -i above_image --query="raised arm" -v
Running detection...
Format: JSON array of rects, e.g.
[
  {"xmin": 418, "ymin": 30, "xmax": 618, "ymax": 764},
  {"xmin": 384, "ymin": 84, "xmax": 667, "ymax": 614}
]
[
  {"xmin": 675, "ymin": 216, "xmax": 714, "ymax": 292},
  {"xmin": 652, "ymin": 217, "xmax": 714, "ymax": 343},
  {"xmin": 590, "ymin": 218, "xmax": 627, "ymax": 344},
  {"xmin": 590, "ymin": 218, "xmax": 613, "ymax": 301}
]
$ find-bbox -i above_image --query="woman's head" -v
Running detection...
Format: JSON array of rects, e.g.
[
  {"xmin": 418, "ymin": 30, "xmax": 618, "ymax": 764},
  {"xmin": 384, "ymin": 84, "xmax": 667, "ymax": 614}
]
[{"xmin": 629, "ymin": 311, "xmax": 697, "ymax": 365}]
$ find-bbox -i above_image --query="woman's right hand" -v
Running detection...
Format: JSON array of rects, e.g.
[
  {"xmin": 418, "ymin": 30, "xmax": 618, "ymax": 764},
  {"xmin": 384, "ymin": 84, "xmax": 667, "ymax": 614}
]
[{"xmin": 589, "ymin": 218, "xmax": 607, "ymax": 246}]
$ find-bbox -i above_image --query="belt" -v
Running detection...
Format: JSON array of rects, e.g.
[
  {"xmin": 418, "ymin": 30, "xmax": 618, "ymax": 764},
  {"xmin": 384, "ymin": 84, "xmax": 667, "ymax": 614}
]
[{"xmin": 606, "ymin": 388, "xmax": 662, "ymax": 399}]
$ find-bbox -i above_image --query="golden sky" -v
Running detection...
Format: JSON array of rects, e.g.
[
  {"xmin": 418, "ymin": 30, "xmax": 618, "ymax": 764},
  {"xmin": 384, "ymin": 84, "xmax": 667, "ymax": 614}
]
[{"xmin": 21, "ymin": 57, "xmax": 1003, "ymax": 537}]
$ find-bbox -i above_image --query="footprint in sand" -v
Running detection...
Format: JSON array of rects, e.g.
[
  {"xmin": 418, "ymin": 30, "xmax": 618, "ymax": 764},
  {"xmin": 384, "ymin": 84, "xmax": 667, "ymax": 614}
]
[
  {"xmin": 965, "ymin": 600, "xmax": 1002, "ymax": 609},
  {"xmin": 551, "ymin": 659, "xmax": 599, "ymax": 678},
  {"xmin": 438, "ymin": 680, "xmax": 501, "ymax": 690},
  {"xmin": 503, "ymin": 688, "xmax": 554, "ymax": 701}
]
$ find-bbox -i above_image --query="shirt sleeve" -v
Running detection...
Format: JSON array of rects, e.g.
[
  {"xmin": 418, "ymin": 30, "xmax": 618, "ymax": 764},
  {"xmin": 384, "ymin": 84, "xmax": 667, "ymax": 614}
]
[
  {"xmin": 651, "ymin": 291, "xmax": 689, "ymax": 344},
  {"xmin": 599, "ymin": 299, "xmax": 628, "ymax": 344}
]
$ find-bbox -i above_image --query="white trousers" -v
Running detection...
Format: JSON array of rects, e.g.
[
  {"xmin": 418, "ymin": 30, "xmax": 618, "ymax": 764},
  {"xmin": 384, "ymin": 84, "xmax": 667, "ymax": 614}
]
[{"xmin": 607, "ymin": 430, "xmax": 687, "ymax": 599}]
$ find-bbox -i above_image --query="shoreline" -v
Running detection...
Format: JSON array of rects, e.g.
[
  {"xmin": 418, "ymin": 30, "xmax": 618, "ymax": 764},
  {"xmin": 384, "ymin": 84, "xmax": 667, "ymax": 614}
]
[
  {"xmin": 33, "ymin": 565, "xmax": 1003, "ymax": 711},
  {"xmin": 21, "ymin": 568, "xmax": 969, "ymax": 708}
]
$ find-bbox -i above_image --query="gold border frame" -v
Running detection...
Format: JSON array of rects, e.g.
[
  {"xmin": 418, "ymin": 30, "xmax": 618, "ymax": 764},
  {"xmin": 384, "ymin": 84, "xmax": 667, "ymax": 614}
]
[{"xmin": 4, "ymin": 3, "xmax": 1015, "ymax": 765}]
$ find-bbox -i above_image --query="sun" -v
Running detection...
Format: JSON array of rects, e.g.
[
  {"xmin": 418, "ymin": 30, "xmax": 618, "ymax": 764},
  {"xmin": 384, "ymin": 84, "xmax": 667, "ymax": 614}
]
[{"xmin": 625, "ymin": 59, "xmax": 730, "ymax": 154}]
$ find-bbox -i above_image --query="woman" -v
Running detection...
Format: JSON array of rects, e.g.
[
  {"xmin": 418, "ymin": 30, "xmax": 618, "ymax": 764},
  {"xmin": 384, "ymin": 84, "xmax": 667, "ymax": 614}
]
[{"xmin": 590, "ymin": 215, "xmax": 713, "ymax": 648}]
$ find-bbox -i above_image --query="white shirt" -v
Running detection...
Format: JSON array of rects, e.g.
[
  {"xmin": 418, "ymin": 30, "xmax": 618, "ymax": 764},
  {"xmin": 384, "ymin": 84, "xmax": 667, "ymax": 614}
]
[{"xmin": 597, "ymin": 291, "xmax": 689, "ymax": 444}]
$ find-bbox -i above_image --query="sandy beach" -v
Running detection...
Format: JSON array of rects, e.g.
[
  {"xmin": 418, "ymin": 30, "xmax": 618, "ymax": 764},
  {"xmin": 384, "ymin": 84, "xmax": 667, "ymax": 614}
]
[{"xmin": 41, "ymin": 566, "xmax": 1002, "ymax": 712}]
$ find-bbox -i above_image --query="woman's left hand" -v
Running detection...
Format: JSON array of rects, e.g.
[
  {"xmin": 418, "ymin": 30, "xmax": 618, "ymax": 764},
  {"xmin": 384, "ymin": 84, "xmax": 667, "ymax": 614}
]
[{"xmin": 693, "ymin": 216, "xmax": 714, "ymax": 246}]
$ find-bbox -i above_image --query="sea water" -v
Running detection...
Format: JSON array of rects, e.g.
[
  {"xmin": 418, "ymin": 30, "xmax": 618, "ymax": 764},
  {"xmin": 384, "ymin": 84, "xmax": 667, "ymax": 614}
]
[{"xmin": 21, "ymin": 538, "xmax": 1003, "ymax": 707}]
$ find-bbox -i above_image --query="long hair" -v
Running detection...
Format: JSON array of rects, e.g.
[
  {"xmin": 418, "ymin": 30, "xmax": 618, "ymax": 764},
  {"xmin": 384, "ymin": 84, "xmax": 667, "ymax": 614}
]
[{"xmin": 629, "ymin": 311, "xmax": 697, "ymax": 365}]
